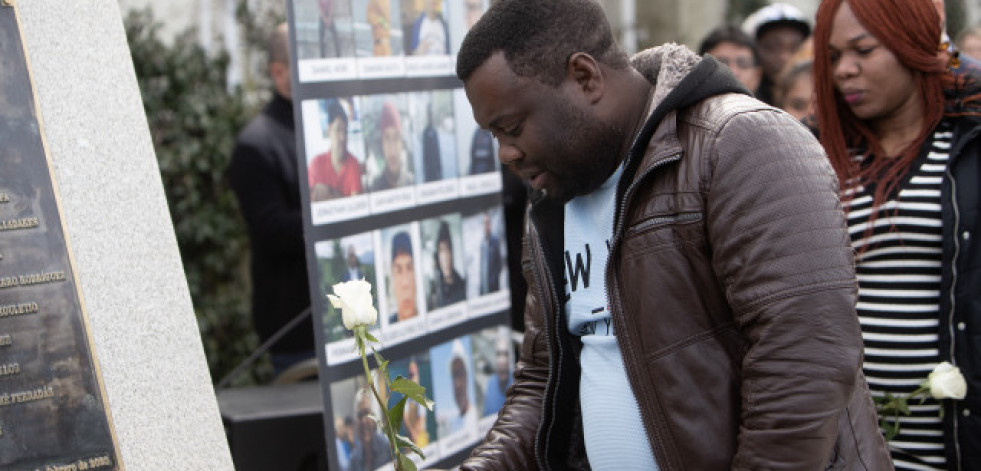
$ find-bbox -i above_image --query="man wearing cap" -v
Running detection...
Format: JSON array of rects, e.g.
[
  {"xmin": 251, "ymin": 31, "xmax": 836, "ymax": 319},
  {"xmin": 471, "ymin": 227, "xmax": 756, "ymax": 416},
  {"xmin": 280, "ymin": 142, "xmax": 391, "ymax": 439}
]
[
  {"xmin": 741, "ymin": 2, "xmax": 811, "ymax": 104},
  {"xmin": 389, "ymin": 231, "xmax": 419, "ymax": 323},
  {"xmin": 308, "ymin": 98, "xmax": 364, "ymax": 201},
  {"xmin": 372, "ymin": 101, "xmax": 415, "ymax": 191}
]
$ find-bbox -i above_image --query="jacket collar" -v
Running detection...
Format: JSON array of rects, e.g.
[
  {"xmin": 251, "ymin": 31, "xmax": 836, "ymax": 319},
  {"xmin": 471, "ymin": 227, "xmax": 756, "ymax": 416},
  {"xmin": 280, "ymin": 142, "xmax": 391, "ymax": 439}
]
[
  {"xmin": 265, "ymin": 91, "xmax": 295, "ymax": 131},
  {"xmin": 620, "ymin": 45, "xmax": 749, "ymax": 193}
]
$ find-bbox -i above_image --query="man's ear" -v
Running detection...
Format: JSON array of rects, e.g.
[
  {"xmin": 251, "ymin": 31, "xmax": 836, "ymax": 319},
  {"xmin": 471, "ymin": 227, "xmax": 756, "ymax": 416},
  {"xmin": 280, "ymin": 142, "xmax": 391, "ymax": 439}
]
[{"xmin": 567, "ymin": 52, "xmax": 604, "ymax": 101}]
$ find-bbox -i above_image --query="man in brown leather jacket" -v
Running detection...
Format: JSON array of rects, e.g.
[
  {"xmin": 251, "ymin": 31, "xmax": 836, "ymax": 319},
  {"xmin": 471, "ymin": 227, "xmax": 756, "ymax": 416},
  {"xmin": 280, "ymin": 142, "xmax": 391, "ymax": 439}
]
[{"xmin": 454, "ymin": 0, "xmax": 893, "ymax": 469}]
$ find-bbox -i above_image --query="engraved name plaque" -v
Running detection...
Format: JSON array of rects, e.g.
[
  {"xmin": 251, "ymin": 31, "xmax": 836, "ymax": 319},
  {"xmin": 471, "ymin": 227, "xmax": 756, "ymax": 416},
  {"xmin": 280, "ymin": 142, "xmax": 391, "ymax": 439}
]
[{"xmin": 0, "ymin": 3, "xmax": 122, "ymax": 470}]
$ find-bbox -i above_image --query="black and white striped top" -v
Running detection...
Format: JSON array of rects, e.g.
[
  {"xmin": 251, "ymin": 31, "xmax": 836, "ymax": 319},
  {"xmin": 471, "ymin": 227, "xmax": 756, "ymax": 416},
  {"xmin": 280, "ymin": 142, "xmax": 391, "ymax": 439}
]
[{"xmin": 844, "ymin": 122, "xmax": 951, "ymax": 471}]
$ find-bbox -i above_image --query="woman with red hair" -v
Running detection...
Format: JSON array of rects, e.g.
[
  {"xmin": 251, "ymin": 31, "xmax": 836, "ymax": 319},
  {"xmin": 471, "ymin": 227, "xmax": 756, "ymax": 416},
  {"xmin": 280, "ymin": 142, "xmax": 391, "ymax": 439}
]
[{"xmin": 813, "ymin": 0, "xmax": 981, "ymax": 469}]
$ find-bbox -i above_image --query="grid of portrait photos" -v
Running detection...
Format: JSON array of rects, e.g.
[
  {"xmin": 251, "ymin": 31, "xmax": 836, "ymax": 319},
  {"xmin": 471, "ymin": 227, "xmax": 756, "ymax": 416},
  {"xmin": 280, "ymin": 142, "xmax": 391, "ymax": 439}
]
[
  {"xmin": 288, "ymin": 0, "xmax": 513, "ymax": 469},
  {"xmin": 328, "ymin": 326, "xmax": 514, "ymax": 470},
  {"xmin": 292, "ymin": 0, "xmax": 487, "ymax": 82},
  {"xmin": 302, "ymin": 88, "xmax": 502, "ymax": 225},
  {"xmin": 316, "ymin": 208, "xmax": 510, "ymax": 363}
]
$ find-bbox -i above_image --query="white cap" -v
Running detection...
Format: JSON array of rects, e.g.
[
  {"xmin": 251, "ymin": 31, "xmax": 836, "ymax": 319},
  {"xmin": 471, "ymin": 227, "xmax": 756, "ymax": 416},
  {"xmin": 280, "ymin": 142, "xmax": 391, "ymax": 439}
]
[{"xmin": 742, "ymin": 3, "xmax": 811, "ymax": 40}]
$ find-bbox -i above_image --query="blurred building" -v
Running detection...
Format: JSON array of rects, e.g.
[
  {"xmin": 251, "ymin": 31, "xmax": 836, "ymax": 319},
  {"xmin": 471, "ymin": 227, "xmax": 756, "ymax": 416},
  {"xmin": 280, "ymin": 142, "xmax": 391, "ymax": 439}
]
[{"xmin": 118, "ymin": 0, "xmax": 981, "ymax": 80}]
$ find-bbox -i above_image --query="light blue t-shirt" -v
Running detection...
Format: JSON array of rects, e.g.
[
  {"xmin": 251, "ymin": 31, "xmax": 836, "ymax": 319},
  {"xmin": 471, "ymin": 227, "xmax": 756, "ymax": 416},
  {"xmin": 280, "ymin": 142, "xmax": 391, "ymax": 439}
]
[{"xmin": 564, "ymin": 164, "xmax": 658, "ymax": 470}]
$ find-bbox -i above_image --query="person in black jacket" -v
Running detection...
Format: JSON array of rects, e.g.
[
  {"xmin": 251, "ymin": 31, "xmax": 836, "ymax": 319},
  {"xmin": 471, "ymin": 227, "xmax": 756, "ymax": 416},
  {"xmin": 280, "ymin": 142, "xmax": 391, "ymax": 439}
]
[{"xmin": 227, "ymin": 23, "xmax": 314, "ymax": 376}]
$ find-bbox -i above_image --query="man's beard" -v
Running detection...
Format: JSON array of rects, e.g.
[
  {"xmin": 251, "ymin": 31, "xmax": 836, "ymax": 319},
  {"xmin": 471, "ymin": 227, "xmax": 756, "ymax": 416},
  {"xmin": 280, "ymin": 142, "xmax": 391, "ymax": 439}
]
[{"xmin": 548, "ymin": 100, "xmax": 626, "ymax": 203}]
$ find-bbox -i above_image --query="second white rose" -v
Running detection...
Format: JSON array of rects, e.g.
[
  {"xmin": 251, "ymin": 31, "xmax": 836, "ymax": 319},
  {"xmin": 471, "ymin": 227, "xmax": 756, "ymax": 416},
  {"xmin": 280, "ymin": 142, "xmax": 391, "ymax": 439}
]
[{"xmin": 928, "ymin": 361, "xmax": 967, "ymax": 400}]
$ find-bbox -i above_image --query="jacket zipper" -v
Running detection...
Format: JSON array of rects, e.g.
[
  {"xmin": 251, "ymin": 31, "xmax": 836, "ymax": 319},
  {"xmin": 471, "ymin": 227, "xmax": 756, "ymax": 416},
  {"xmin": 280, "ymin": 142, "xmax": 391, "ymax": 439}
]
[
  {"xmin": 626, "ymin": 212, "xmax": 703, "ymax": 237},
  {"xmin": 613, "ymin": 154, "xmax": 682, "ymax": 238},
  {"xmin": 526, "ymin": 157, "xmax": 688, "ymax": 469},
  {"xmin": 528, "ymin": 217, "xmax": 561, "ymax": 471},
  {"xmin": 945, "ymin": 162, "xmax": 962, "ymax": 471},
  {"xmin": 605, "ymin": 152, "xmax": 682, "ymax": 468},
  {"xmin": 943, "ymin": 116, "xmax": 977, "ymax": 471}
]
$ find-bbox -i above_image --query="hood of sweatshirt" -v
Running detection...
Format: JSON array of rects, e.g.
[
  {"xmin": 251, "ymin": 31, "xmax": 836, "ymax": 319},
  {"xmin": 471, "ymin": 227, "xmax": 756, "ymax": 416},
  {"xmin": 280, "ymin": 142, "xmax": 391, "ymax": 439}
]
[
  {"xmin": 603, "ymin": 44, "xmax": 750, "ymax": 195},
  {"xmin": 625, "ymin": 43, "xmax": 750, "ymax": 161}
]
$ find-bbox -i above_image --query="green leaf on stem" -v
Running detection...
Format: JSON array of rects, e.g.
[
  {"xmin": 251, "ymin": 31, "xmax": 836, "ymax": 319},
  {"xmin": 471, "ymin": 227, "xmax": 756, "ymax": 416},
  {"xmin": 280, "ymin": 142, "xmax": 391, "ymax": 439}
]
[
  {"xmin": 397, "ymin": 433, "xmax": 426, "ymax": 459},
  {"xmin": 388, "ymin": 396, "xmax": 408, "ymax": 436},
  {"xmin": 376, "ymin": 355, "xmax": 390, "ymax": 376},
  {"xmin": 391, "ymin": 376, "xmax": 435, "ymax": 410},
  {"xmin": 881, "ymin": 419, "xmax": 900, "ymax": 441},
  {"xmin": 397, "ymin": 454, "xmax": 418, "ymax": 471}
]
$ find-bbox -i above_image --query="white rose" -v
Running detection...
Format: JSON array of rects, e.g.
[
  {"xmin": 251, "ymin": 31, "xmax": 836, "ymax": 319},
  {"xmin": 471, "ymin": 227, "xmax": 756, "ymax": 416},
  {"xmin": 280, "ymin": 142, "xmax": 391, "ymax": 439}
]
[
  {"xmin": 928, "ymin": 362, "xmax": 967, "ymax": 400},
  {"xmin": 327, "ymin": 279, "xmax": 378, "ymax": 330}
]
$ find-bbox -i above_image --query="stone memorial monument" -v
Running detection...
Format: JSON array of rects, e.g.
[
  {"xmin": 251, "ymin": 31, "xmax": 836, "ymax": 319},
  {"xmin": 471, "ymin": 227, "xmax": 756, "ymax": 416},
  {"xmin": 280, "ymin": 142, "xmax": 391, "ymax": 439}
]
[{"xmin": 0, "ymin": 1, "xmax": 234, "ymax": 469}]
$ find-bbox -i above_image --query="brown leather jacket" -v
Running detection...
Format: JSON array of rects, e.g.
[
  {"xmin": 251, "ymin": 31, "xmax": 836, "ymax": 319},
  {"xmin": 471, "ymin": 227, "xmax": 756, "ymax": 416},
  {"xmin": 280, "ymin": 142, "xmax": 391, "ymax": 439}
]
[{"xmin": 461, "ymin": 45, "xmax": 892, "ymax": 471}]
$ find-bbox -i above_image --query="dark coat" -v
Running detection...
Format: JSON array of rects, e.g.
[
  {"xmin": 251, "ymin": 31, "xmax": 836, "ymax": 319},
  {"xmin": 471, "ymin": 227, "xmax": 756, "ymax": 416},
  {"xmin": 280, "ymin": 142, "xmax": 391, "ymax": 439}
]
[
  {"xmin": 227, "ymin": 93, "xmax": 313, "ymax": 355},
  {"xmin": 939, "ymin": 78, "xmax": 981, "ymax": 469}
]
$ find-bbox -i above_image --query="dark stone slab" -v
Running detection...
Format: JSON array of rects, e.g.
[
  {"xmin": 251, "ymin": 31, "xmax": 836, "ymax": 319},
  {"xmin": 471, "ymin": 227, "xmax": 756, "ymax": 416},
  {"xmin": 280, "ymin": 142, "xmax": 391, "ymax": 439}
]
[{"xmin": 0, "ymin": 4, "xmax": 120, "ymax": 470}]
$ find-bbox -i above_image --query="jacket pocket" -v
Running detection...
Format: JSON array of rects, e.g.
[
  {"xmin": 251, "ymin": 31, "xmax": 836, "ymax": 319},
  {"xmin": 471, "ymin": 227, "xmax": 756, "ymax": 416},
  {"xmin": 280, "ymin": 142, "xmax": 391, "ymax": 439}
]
[{"xmin": 626, "ymin": 211, "xmax": 703, "ymax": 238}]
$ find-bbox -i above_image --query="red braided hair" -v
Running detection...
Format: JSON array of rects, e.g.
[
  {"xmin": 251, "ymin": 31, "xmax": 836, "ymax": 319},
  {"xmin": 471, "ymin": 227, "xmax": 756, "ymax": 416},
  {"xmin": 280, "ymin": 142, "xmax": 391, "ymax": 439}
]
[{"xmin": 813, "ymin": 0, "xmax": 949, "ymax": 214}]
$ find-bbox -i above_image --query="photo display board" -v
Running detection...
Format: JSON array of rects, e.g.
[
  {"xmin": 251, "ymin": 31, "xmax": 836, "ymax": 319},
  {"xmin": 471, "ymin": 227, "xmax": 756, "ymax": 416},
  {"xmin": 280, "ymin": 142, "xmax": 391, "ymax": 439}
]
[
  {"xmin": 0, "ymin": 3, "xmax": 122, "ymax": 470},
  {"xmin": 287, "ymin": 0, "xmax": 514, "ymax": 469}
]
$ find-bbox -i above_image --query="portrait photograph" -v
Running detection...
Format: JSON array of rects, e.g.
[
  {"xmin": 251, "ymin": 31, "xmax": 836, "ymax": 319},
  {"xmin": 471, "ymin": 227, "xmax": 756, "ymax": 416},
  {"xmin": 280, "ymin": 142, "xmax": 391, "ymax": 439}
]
[
  {"xmin": 351, "ymin": 0, "xmax": 404, "ymax": 57},
  {"xmin": 446, "ymin": 0, "xmax": 488, "ymax": 55},
  {"xmin": 304, "ymin": 97, "xmax": 368, "ymax": 202},
  {"xmin": 358, "ymin": 94, "xmax": 415, "ymax": 193},
  {"xmin": 316, "ymin": 232, "xmax": 379, "ymax": 343},
  {"xmin": 402, "ymin": 0, "xmax": 450, "ymax": 56},
  {"xmin": 377, "ymin": 223, "xmax": 424, "ymax": 326},
  {"xmin": 461, "ymin": 207, "xmax": 508, "ymax": 299},
  {"xmin": 430, "ymin": 336, "xmax": 478, "ymax": 444},
  {"xmin": 408, "ymin": 90, "xmax": 458, "ymax": 184},
  {"xmin": 471, "ymin": 326, "xmax": 513, "ymax": 420},
  {"xmin": 329, "ymin": 373, "xmax": 394, "ymax": 471},
  {"xmin": 419, "ymin": 213, "xmax": 466, "ymax": 311},
  {"xmin": 387, "ymin": 352, "xmax": 439, "ymax": 466},
  {"xmin": 292, "ymin": 0, "xmax": 357, "ymax": 60},
  {"xmin": 452, "ymin": 88, "xmax": 498, "ymax": 178}
]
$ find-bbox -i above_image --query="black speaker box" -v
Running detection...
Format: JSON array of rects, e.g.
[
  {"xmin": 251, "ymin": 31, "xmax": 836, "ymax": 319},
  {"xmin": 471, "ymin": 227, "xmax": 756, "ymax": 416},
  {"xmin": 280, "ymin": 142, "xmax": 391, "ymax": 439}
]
[{"xmin": 217, "ymin": 382, "xmax": 329, "ymax": 471}]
